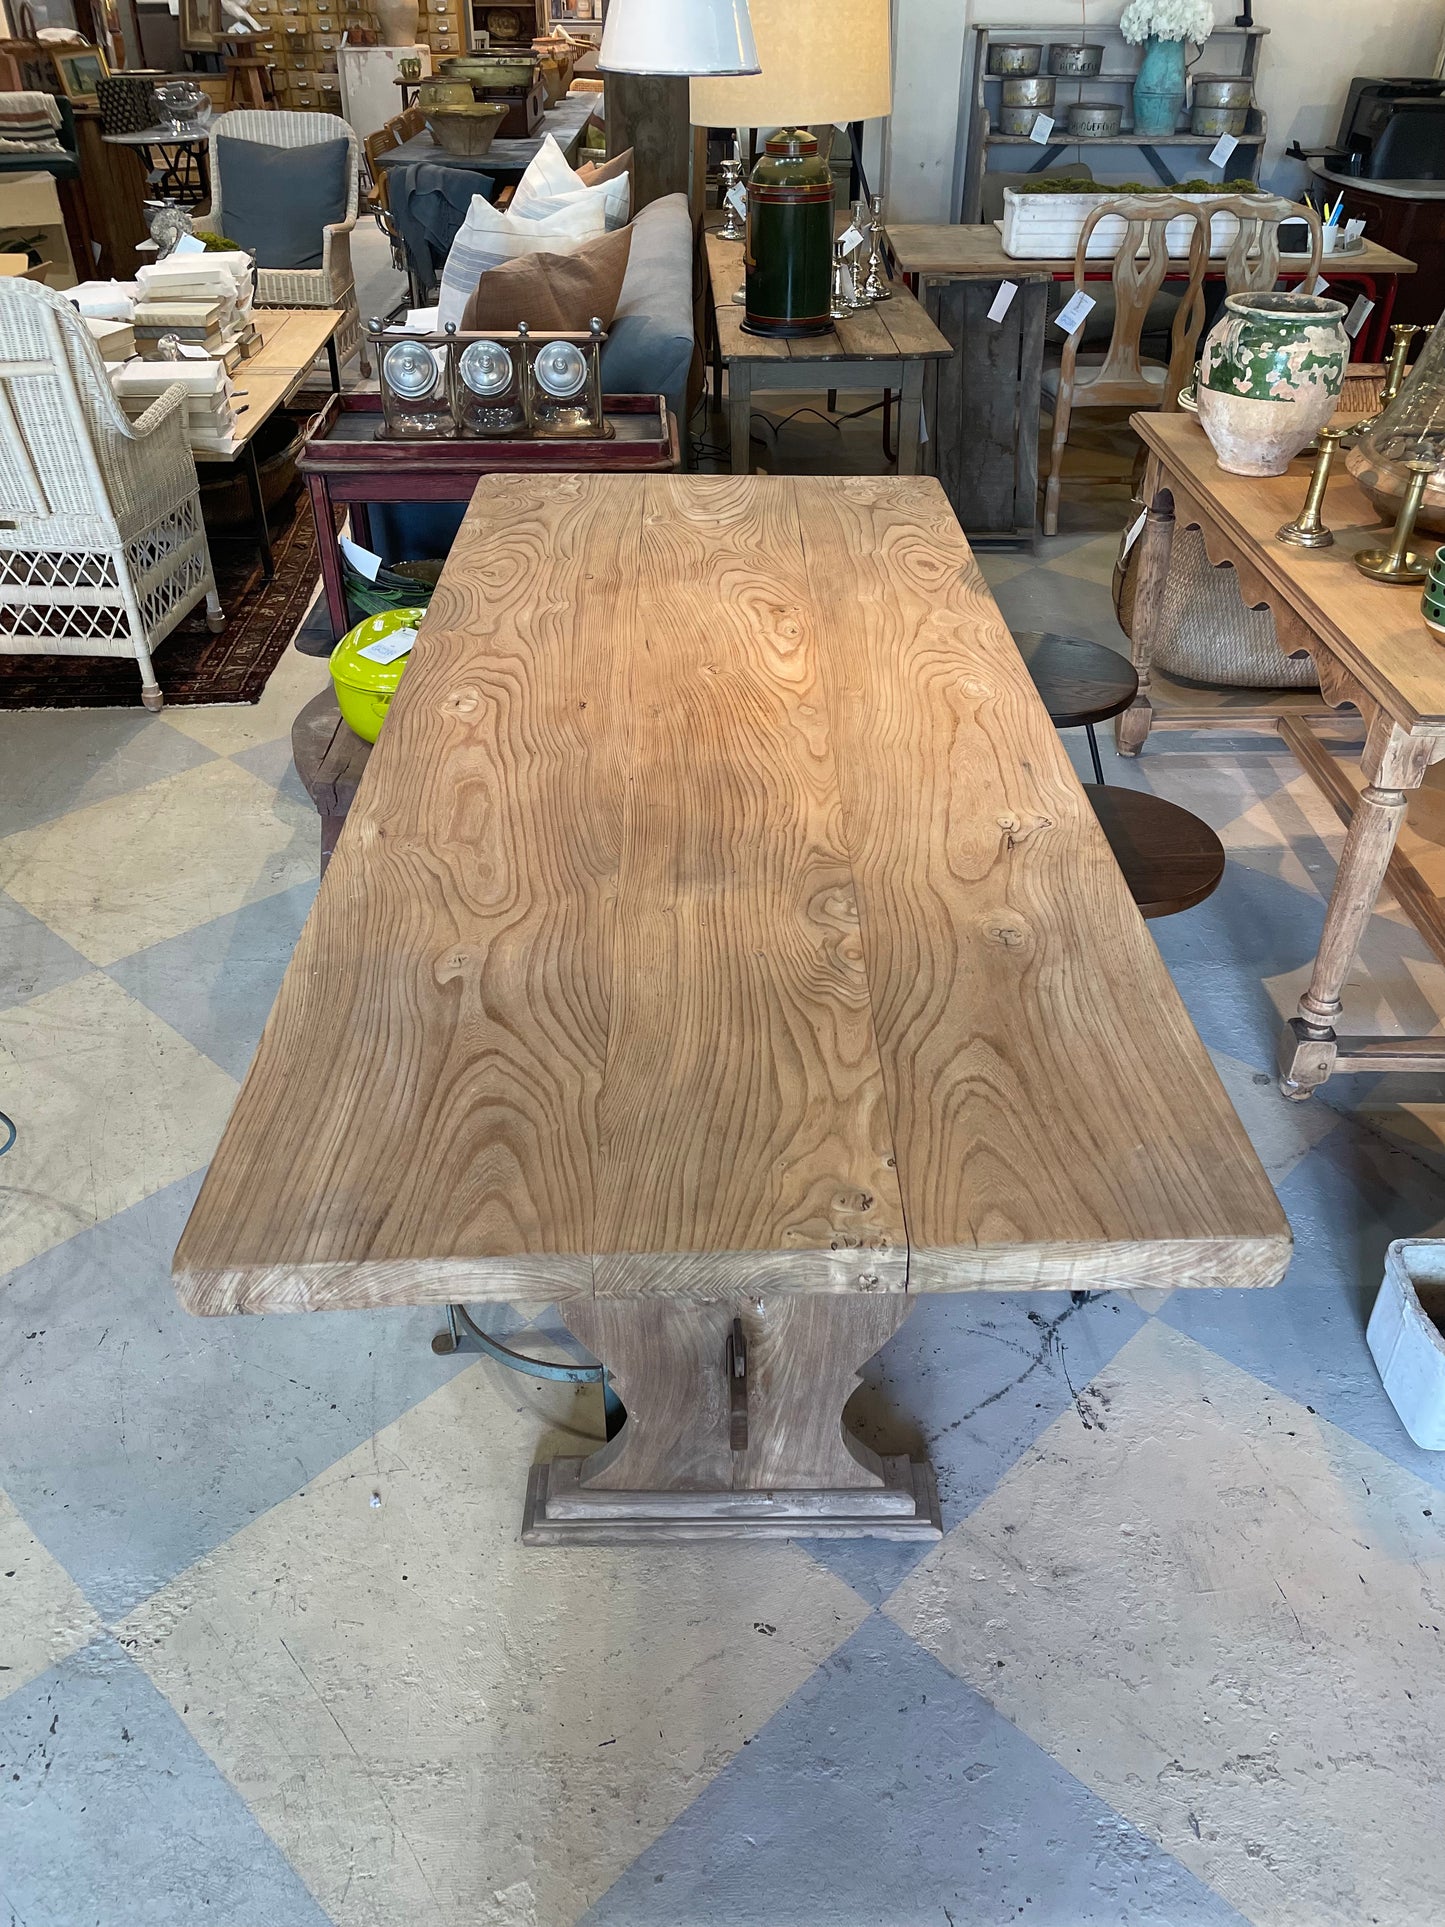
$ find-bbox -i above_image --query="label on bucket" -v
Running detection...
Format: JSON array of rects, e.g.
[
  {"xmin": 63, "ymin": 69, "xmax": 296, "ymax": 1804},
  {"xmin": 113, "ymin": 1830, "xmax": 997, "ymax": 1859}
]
[
  {"xmin": 357, "ymin": 626, "xmax": 418, "ymax": 665},
  {"xmin": 1208, "ymin": 132, "xmax": 1238, "ymax": 169},
  {"xmin": 1029, "ymin": 112, "xmax": 1055, "ymax": 144}
]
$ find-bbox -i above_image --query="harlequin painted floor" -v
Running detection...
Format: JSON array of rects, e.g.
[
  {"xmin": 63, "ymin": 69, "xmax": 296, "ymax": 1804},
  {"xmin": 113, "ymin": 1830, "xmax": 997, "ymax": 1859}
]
[{"xmin": 5, "ymin": 452, "xmax": 1445, "ymax": 1926}]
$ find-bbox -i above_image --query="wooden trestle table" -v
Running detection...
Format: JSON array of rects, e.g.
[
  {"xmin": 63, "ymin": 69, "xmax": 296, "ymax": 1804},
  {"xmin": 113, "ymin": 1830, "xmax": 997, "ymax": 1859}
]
[
  {"xmin": 172, "ymin": 473, "xmax": 1289, "ymax": 1545},
  {"xmin": 1125, "ymin": 413, "xmax": 1445, "ymax": 1099}
]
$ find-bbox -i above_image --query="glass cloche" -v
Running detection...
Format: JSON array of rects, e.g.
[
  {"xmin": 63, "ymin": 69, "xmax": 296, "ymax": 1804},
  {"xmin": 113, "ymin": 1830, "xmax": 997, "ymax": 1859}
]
[{"xmin": 1347, "ymin": 312, "xmax": 1445, "ymax": 534}]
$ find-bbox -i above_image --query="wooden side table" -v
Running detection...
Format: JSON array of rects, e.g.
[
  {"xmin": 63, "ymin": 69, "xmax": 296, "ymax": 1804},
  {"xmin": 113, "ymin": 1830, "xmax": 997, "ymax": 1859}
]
[
  {"xmin": 704, "ymin": 229, "xmax": 951, "ymax": 476},
  {"xmin": 297, "ymin": 394, "xmax": 679, "ymax": 641},
  {"xmin": 1125, "ymin": 411, "xmax": 1445, "ymax": 1097}
]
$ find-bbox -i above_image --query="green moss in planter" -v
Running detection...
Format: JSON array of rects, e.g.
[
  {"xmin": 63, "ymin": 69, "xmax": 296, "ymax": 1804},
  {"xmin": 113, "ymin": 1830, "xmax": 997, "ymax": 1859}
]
[{"xmin": 1010, "ymin": 176, "xmax": 1262, "ymax": 195}]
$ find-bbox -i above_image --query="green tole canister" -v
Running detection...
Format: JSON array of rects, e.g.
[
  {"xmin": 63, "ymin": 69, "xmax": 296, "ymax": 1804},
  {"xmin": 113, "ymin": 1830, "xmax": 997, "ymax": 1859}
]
[{"xmin": 743, "ymin": 128, "xmax": 835, "ymax": 338}]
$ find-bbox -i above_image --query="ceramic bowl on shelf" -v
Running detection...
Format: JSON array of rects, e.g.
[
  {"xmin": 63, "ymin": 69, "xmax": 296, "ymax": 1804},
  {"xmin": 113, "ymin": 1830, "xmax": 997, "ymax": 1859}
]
[{"xmin": 425, "ymin": 102, "xmax": 506, "ymax": 156}]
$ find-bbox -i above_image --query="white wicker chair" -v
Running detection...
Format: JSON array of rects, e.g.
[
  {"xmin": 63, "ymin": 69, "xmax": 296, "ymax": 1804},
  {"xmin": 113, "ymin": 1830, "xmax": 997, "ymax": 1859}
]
[
  {"xmin": 204, "ymin": 109, "xmax": 367, "ymax": 373},
  {"xmin": 0, "ymin": 279, "xmax": 223, "ymax": 711}
]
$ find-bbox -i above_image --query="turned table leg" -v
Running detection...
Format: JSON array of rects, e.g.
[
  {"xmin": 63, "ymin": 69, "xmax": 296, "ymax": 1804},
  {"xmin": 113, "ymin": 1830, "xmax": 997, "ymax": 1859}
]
[
  {"xmin": 522, "ymin": 1295, "xmax": 941, "ymax": 1545},
  {"xmin": 1278, "ymin": 717, "xmax": 1430, "ymax": 1097},
  {"xmin": 1116, "ymin": 474, "xmax": 1173, "ymax": 758}
]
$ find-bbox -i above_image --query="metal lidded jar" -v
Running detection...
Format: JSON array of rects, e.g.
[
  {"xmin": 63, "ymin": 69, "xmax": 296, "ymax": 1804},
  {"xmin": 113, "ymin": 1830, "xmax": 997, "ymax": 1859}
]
[{"xmin": 744, "ymin": 128, "xmax": 835, "ymax": 338}]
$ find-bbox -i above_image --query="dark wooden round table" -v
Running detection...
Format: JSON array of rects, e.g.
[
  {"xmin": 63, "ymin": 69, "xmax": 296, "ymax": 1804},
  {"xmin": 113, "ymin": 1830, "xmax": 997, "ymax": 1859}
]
[
  {"xmin": 1087, "ymin": 786, "xmax": 1226, "ymax": 920},
  {"xmin": 1013, "ymin": 630, "xmax": 1140, "ymax": 784}
]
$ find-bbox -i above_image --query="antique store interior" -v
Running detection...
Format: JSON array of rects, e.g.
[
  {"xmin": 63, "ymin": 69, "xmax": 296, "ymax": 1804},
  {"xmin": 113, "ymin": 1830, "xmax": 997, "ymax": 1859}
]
[{"xmin": 3, "ymin": 0, "xmax": 1445, "ymax": 1923}]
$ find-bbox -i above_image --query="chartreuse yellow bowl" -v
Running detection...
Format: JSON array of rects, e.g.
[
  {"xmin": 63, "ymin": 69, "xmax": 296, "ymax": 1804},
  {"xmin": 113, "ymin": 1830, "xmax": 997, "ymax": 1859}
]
[{"xmin": 329, "ymin": 608, "xmax": 427, "ymax": 743}]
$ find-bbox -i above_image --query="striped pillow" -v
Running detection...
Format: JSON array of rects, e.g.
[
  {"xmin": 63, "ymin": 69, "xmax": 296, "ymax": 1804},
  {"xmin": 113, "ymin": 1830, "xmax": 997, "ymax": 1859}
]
[{"xmin": 436, "ymin": 191, "xmax": 608, "ymax": 330}]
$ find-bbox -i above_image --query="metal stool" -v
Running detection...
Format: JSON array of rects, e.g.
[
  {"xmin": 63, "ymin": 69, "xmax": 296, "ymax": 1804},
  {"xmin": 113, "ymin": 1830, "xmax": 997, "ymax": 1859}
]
[{"xmin": 1015, "ymin": 629, "xmax": 1224, "ymax": 920}]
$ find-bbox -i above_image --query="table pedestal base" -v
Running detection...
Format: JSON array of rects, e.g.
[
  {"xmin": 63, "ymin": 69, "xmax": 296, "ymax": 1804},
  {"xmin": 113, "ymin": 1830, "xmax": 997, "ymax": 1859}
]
[{"xmin": 521, "ymin": 1295, "xmax": 942, "ymax": 1546}]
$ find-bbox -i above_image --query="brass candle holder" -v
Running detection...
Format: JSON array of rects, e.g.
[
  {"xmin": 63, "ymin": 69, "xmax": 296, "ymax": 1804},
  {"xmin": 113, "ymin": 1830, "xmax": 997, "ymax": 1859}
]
[
  {"xmin": 1277, "ymin": 426, "xmax": 1344, "ymax": 548},
  {"xmin": 1355, "ymin": 455, "xmax": 1435, "ymax": 583},
  {"xmin": 1381, "ymin": 322, "xmax": 1421, "ymax": 408}
]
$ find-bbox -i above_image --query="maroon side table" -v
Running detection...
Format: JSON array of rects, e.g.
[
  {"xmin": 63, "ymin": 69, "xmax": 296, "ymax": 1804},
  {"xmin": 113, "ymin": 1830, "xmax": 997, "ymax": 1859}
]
[{"xmin": 297, "ymin": 394, "xmax": 680, "ymax": 640}]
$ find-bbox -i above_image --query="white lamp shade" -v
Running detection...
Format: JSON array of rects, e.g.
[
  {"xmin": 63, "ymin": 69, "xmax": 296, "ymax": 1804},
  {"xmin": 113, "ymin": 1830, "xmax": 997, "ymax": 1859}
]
[
  {"xmin": 689, "ymin": 0, "xmax": 891, "ymax": 124},
  {"xmin": 599, "ymin": 0, "xmax": 761, "ymax": 78}
]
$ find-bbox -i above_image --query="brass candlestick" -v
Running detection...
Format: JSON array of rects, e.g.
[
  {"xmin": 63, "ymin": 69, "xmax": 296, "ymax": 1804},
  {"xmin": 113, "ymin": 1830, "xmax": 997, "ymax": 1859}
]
[
  {"xmin": 1355, "ymin": 456, "xmax": 1435, "ymax": 583},
  {"xmin": 1381, "ymin": 322, "xmax": 1421, "ymax": 408},
  {"xmin": 1277, "ymin": 427, "xmax": 1344, "ymax": 547}
]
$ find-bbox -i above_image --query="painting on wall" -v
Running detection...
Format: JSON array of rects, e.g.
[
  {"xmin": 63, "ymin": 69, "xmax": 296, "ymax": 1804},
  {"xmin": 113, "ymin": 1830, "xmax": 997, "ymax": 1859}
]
[{"xmin": 51, "ymin": 45, "xmax": 112, "ymax": 107}]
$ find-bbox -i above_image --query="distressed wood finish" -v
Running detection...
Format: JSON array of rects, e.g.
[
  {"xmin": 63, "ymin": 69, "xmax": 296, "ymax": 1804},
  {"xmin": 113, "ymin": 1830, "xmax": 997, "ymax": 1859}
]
[
  {"xmin": 175, "ymin": 472, "xmax": 1289, "ymax": 1316},
  {"xmin": 1124, "ymin": 413, "xmax": 1445, "ymax": 1096},
  {"xmin": 922, "ymin": 272, "xmax": 1048, "ymax": 544},
  {"xmin": 704, "ymin": 229, "xmax": 950, "ymax": 477}
]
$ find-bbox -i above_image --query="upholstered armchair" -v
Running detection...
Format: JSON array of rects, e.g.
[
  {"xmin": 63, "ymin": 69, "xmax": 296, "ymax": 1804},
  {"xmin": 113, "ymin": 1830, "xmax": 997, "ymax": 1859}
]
[
  {"xmin": 203, "ymin": 109, "xmax": 367, "ymax": 373},
  {"xmin": 0, "ymin": 280, "xmax": 223, "ymax": 711}
]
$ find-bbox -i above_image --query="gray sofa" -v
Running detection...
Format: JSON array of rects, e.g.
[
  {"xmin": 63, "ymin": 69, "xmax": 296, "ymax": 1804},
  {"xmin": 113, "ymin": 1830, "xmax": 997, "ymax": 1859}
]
[
  {"xmin": 601, "ymin": 190, "xmax": 695, "ymax": 434},
  {"xmin": 360, "ymin": 189, "xmax": 697, "ymax": 566}
]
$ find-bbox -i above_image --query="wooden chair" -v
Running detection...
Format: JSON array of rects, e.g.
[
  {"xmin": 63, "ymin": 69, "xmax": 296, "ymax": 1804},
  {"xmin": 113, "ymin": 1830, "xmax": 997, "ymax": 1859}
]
[
  {"xmin": 397, "ymin": 105, "xmax": 427, "ymax": 144},
  {"xmin": 1042, "ymin": 195, "xmax": 1209, "ymax": 537},
  {"xmin": 203, "ymin": 109, "xmax": 366, "ymax": 373},
  {"xmin": 1174, "ymin": 193, "xmax": 1325, "ymax": 351}
]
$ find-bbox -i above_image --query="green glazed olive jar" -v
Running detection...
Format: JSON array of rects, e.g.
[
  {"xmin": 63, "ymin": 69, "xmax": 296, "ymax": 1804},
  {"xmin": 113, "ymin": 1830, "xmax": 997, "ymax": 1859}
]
[{"xmin": 743, "ymin": 128, "xmax": 835, "ymax": 338}]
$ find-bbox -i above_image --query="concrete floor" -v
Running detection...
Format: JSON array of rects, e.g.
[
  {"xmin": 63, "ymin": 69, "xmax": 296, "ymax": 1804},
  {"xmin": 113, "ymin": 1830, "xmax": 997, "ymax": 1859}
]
[{"xmin": 3, "ymin": 228, "xmax": 1445, "ymax": 1924}]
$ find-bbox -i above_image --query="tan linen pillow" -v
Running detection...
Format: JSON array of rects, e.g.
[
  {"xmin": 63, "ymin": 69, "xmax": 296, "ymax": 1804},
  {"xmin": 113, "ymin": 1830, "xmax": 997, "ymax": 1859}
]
[
  {"xmin": 576, "ymin": 147, "xmax": 632, "ymax": 187},
  {"xmin": 460, "ymin": 222, "xmax": 633, "ymax": 333}
]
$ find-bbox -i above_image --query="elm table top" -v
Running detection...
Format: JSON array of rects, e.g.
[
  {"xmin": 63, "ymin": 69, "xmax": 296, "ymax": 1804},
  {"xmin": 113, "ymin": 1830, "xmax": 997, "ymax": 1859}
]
[{"xmin": 173, "ymin": 472, "xmax": 1288, "ymax": 1316}]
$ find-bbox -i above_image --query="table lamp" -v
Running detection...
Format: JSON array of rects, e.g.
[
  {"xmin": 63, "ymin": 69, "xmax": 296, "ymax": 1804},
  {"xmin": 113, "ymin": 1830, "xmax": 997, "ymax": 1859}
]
[
  {"xmin": 690, "ymin": 0, "xmax": 891, "ymax": 337},
  {"xmin": 599, "ymin": 0, "xmax": 760, "ymax": 76}
]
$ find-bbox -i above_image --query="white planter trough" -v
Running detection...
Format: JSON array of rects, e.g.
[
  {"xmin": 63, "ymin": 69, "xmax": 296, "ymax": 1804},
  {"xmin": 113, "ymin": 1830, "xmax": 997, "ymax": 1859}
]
[
  {"xmin": 1367, "ymin": 1239, "xmax": 1445, "ymax": 1450},
  {"xmin": 1001, "ymin": 188, "xmax": 1246, "ymax": 261}
]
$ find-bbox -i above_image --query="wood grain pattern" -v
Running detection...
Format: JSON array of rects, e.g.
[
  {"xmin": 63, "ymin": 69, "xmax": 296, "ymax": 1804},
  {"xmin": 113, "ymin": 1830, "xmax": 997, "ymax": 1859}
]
[
  {"xmin": 793, "ymin": 476, "xmax": 1288, "ymax": 1294},
  {"xmin": 174, "ymin": 473, "xmax": 1290, "ymax": 1315},
  {"xmin": 591, "ymin": 476, "xmax": 906, "ymax": 1298}
]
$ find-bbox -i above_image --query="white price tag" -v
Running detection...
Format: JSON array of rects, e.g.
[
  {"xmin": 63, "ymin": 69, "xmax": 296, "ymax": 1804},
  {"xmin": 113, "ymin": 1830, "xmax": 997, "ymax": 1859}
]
[
  {"xmin": 1122, "ymin": 508, "xmax": 1147, "ymax": 556},
  {"xmin": 725, "ymin": 183, "xmax": 747, "ymax": 219},
  {"xmin": 356, "ymin": 625, "xmax": 417, "ymax": 665},
  {"xmin": 1029, "ymin": 112, "xmax": 1055, "ymax": 144},
  {"xmin": 1344, "ymin": 217, "xmax": 1366, "ymax": 244},
  {"xmin": 339, "ymin": 535, "xmax": 383, "ymax": 583},
  {"xmin": 1207, "ymin": 132, "xmax": 1238, "ymax": 169},
  {"xmin": 837, "ymin": 261, "xmax": 857, "ymax": 302},
  {"xmin": 839, "ymin": 222, "xmax": 864, "ymax": 255},
  {"xmin": 1054, "ymin": 289, "xmax": 1096, "ymax": 335},
  {"xmin": 175, "ymin": 343, "xmax": 213, "ymax": 359},
  {"xmin": 1312, "ymin": 275, "xmax": 1329, "ymax": 295},
  {"xmin": 1344, "ymin": 293, "xmax": 1375, "ymax": 338},
  {"xmin": 987, "ymin": 279, "xmax": 1018, "ymax": 323},
  {"xmin": 172, "ymin": 232, "xmax": 207, "ymax": 255}
]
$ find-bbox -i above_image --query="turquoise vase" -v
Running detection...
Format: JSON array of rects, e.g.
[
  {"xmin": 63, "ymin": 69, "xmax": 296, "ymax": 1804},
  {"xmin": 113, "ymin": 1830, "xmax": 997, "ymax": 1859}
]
[{"xmin": 1132, "ymin": 35, "xmax": 1186, "ymax": 136}]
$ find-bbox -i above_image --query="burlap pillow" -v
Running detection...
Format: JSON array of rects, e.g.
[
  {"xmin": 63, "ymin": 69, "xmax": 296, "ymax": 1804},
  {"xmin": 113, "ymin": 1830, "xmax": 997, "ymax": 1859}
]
[
  {"xmin": 576, "ymin": 147, "xmax": 633, "ymax": 225},
  {"xmin": 460, "ymin": 222, "xmax": 633, "ymax": 333}
]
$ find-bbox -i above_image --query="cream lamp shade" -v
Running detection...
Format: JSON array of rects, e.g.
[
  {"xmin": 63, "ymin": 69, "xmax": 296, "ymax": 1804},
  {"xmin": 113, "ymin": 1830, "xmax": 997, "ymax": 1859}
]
[
  {"xmin": 599, "ymin": 0, "xmax": 761, "ymax": 77},
  {"xmin": 689, "ymin": 0, "xmax": 891, "ymax": 124}
]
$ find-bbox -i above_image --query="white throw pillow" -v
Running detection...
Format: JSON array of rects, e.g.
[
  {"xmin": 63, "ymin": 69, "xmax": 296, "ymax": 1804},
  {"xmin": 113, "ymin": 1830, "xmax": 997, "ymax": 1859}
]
[
  {"xmin": 510, "ymin": 133, "xmax": 630, "ymax": 230},
  {"xmin": 437, "ymin": 191, "xmax": 608, "ymax": 329}
]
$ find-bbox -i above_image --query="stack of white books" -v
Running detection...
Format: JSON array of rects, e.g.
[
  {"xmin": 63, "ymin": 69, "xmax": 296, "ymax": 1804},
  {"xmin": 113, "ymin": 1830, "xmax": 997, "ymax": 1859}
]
[
  {"xmin": 134, "ymin": 252, "xmax": 259, "ymax": 363},
  {"xmin": 84, "ymin": 316, "xmax": 136, "ymax": 362},
  {"xmin": 111, "ymin": 359, "xmax": 241, "ymax": 458}
]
